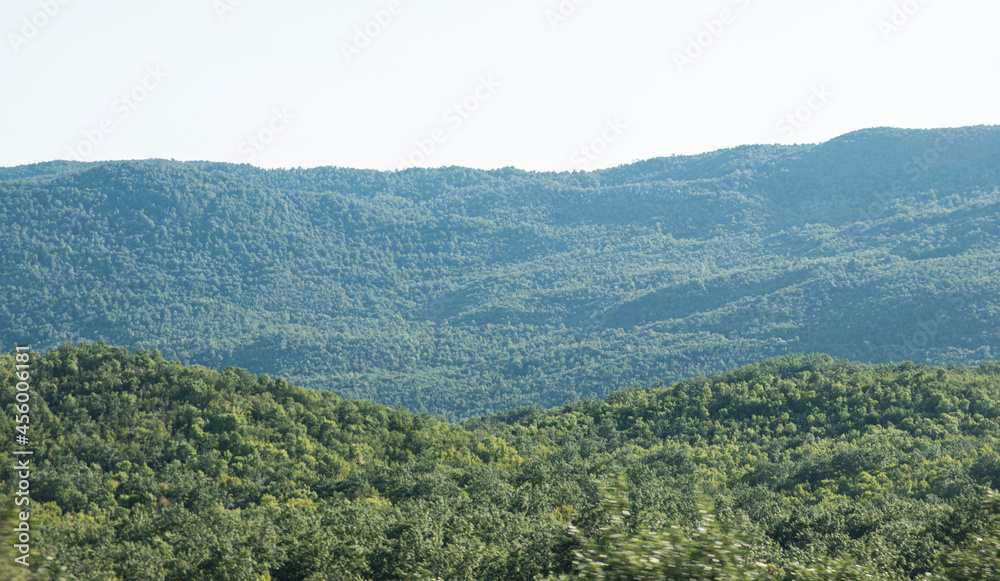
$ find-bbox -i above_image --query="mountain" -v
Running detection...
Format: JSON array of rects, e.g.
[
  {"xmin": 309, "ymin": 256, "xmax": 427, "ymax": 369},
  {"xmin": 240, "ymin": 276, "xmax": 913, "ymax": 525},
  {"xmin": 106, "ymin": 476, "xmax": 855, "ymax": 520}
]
[
  {"xmin": 1, "ymin": 126, "xmax": 998, "ymax": 418},
  {"xmin": 4, "ymin": 342, "xmax": 1000, "ymax": 579}
]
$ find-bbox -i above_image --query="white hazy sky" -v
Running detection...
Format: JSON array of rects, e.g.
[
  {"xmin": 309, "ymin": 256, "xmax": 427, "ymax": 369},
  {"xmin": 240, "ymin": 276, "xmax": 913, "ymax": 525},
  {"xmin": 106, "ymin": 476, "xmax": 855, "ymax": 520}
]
[{"xmin": 3, "ymin": 0, "xmax": 999, "ymax": 171}]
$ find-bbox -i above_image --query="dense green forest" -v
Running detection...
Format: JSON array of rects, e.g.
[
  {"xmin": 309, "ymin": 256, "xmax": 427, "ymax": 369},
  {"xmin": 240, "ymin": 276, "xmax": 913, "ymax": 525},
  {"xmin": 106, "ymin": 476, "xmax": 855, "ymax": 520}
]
[
  {"xmin": 0, "ymin": 126, "xmax": 998, "ymax": 417},
  {"xmin": 5, "ymin": 342, "xmax": 1000, "ymax": 579}
]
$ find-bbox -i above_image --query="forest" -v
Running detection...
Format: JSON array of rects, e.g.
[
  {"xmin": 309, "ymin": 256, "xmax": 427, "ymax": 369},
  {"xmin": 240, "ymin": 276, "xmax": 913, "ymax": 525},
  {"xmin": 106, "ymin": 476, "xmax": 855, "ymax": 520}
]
[
  {"xmin": 4, "ymin": 342, "xmax": 1000, "ymax": 579},
  {"xmin": 0, "ymin": 126, "xmax": 998, "ymax": 418}
]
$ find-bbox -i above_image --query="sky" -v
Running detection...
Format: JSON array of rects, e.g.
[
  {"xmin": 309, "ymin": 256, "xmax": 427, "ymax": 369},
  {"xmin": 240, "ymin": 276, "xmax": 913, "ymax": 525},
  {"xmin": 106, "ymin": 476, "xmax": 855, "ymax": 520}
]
[{"xmin": 3, "ymin": 0, "xmax": 999, "ymax": 172}]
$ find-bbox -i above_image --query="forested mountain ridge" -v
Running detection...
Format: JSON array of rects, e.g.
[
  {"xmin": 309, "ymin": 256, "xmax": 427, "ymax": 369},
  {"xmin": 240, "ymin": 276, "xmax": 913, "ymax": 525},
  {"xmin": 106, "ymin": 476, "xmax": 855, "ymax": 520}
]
[
  {"xmin": 1, "ymin": 126, "xmax": 998, "ymax": 417},
  {"xmin": 4, "ymin": 343, "xmax": 1000, "ymax": 579}
]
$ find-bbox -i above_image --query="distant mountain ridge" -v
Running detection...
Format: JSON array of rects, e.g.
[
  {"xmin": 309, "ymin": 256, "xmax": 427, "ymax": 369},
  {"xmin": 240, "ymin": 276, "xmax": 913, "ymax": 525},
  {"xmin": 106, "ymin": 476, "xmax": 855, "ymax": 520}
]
[{"xmin": 1, "ymin": 125, "xmax": 998, "ymax": 417}]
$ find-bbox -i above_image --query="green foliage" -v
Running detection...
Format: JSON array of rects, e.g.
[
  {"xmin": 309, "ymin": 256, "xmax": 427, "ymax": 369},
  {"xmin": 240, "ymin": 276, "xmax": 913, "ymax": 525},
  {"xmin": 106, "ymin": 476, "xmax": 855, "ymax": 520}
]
[
  {"xmin": 2, "ymin": 343, "xmax": 1000, "ymax": 578},
  {"xmin": 935, "ymin": 489, "xmax": 1000, "ymax": 580},
  {"xmin": 0, "ymin": 496, "xmax": 40, "ymax": 580},
  {"xmin": 2, "ymin": 126, "xmax": 1000, "ymax": 418},
  {"xmin": 555, "ymin": 476, "xmax": 762, "ymax": 581}
]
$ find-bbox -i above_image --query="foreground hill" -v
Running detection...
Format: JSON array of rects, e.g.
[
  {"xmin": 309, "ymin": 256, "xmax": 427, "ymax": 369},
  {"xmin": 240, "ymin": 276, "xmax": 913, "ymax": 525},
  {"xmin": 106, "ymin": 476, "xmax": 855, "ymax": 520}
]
[
  {"xmin": 4, "ymin": 343, "xmax": 1000, "ymax": 579},
  {"xmin": 1, "ymin": 126, "xmax": 999, "ymax": 417}
]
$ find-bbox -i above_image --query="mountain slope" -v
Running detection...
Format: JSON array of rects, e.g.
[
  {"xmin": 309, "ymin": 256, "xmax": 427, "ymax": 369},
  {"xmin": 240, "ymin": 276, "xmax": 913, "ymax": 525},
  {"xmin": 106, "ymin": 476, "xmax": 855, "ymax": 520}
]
[
  {"xmin": 1, "ymin": 126, "xmax": 998, "ymax": 417},
  {"xmin": 4, "ymin": 343, "xmax": 1000, "ymax": 579}
]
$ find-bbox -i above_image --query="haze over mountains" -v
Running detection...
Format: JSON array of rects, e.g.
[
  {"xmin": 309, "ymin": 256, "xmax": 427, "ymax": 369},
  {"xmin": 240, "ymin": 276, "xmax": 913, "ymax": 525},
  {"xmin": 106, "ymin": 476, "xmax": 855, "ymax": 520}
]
[{"xmin": 1, "ymin": 125, "xmax": 998, "ymax": 418}]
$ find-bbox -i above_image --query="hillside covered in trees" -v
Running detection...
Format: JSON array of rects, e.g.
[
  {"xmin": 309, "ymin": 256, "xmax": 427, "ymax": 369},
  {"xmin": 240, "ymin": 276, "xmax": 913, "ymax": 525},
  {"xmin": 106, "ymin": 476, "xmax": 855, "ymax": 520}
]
[
  {"xmin": 4, "ymin": 343, "xmax": 1000, "ymax": 579},
  {"xmin": 1, "ymin": 126, "xmax": 999, "ymax": 417}
]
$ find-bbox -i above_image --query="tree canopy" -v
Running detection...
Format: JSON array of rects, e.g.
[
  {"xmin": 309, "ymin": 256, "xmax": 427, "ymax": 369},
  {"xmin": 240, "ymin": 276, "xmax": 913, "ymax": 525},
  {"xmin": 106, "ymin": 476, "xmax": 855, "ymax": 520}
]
[
  {"xmin": 1, "ymin": 126, "xmax": 998, "ymax": 418},
  {"xmin": 4, "ymin": 343, "xmax": 1000, "ymax": 579}
]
